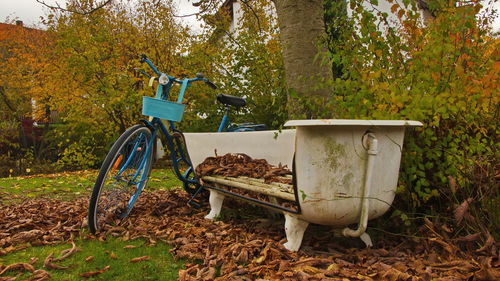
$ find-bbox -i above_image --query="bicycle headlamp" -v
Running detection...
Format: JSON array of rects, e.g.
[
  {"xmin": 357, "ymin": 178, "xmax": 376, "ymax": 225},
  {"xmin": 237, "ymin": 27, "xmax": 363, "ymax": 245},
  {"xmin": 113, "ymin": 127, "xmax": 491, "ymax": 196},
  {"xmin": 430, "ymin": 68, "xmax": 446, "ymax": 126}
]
[{"xmin": 158, "ymin": 73, "xmax": 169, "ymax": 85}]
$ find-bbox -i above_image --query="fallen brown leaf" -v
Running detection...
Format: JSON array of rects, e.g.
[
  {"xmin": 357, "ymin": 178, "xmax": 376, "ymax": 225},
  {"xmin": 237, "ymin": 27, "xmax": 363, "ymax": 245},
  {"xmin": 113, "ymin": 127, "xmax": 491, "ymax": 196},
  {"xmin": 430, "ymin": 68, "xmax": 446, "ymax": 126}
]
[
  {"xmin": 474, "ymin": 268, "xmax": 500, "ymax": 281},
  {"xmin": 454, "ymin": 198, "xmax": 473, "ymax": 225},
  {"xmin": 28, "ymin": 269, "xmax": 51, "ymax": 281},
  {"xmin": 43, "ymin": 253, "xmax": 69, "ymax": 270},
  {"xmin": 79, "ymin": 265, "xmax": 110, "ymax": 278},
  {"xmin": 476, "ymin": 232, "xmax": 495, "ymax": 253},
  {"xmin": 53, "ymin": 241, "xmax": 79, "ymax": 262},
  {"xmin": 431, "ymin": 260, "xmax": 476, "ymax": 272},
  {"xmin": 1, "ymin": 185, "xmax": 498, "ymax": 281},
  {"xmin": 234, "ymin": 248, "xmax": 249, "ymax": 264},
  {"xmin": 377, "ymin": 262, "xmax": 415, "ymax": 281},
  {"xmin": 253, "ymin": 243, "xmax": 271, "ymax": 264},
  {"xmin": 429, "ymin": 237, "xmax": 457, "ymax": 255},
  {"xmin": 203, "ymin": 267, "xmax": 216, "ymax": 280},
  {"xmin": 0, "ymin": 245, "xmax": 29, "ymax": 256},
  {"xmin": 455, "ymin": 232, "xmax": 481, "ymax": 242},
  {"xmin": 130, "ymin": 256, "xmax": 150, "ymax": 263},
  {"xmin": 196, "ymin": 153, "xmax": 292, "ymax": 184},
  {"xmin": 0, "ymin": 262, "xmax": 35, "ymax": 275}
]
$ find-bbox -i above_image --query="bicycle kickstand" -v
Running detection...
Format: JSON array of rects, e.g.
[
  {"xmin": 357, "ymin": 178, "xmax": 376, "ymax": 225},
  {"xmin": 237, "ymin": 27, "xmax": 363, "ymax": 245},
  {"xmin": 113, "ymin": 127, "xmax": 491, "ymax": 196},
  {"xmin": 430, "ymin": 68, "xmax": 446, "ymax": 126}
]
[{"xmin": 187, "ymin": 185, "xmax": 205, "ymax": 209}]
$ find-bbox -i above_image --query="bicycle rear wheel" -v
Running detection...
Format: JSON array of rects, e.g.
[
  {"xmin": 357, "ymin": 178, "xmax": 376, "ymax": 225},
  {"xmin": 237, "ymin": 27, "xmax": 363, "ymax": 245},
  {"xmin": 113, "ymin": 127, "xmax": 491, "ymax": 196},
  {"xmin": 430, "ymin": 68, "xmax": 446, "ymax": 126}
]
[{"xmin": 88, "ymin": 124, "xmax": 153, "ymax": 234}]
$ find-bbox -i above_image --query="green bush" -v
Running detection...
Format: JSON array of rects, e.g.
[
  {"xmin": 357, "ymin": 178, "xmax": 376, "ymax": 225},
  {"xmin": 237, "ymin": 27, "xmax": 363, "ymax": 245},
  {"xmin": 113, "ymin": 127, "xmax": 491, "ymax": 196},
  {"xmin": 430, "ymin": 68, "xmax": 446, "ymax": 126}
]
[
  {"xmin": 49, "ymin": 122, "xmax": 117, "ymax": 170},
  {"xmin": 323, "ymin": 0, "xmax": 499, "ymax": 238}
]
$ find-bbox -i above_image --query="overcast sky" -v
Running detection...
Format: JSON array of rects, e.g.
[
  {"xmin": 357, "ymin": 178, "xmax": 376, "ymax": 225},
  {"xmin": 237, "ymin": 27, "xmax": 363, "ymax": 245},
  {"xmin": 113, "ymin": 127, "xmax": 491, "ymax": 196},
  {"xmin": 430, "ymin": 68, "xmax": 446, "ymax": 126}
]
[
  {"xmin": 1, "ymin": 0, "xmax": 499, "ymax": 32},
  {"xmin": 0, "ymin": 0, "xmax": 202, "ymax": 29}
]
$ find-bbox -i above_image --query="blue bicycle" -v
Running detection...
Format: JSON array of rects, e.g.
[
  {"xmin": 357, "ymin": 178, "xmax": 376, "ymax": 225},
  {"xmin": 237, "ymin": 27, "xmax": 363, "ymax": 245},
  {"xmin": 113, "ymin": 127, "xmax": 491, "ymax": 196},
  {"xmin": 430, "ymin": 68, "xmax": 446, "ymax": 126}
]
[{"xmin": 88, "ymin": 54, "xmax": 265, "ymax": 233}]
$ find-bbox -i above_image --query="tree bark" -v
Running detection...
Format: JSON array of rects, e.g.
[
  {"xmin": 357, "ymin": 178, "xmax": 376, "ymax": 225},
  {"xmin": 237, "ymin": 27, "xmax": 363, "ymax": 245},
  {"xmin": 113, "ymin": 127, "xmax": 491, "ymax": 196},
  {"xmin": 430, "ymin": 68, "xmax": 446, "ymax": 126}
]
[{"xmin": 273, "ymin": 0, "xmax": 332, "ymax": 118}]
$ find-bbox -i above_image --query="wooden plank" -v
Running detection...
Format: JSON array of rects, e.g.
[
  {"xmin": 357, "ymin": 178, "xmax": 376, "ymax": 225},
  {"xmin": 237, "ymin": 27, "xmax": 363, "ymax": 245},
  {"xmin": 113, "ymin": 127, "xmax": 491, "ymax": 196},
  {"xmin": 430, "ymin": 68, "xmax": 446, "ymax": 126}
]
[
  {"xmin": 201, "ymin": 176, "xmax": 296, "ymax": 201},
  {"xmin": 206, "ymin": 183, "xmax": 299, "ymax": 214},
  {"xmin": 235, "ymin": 176, "xmax": 293, "ymax": 193}
]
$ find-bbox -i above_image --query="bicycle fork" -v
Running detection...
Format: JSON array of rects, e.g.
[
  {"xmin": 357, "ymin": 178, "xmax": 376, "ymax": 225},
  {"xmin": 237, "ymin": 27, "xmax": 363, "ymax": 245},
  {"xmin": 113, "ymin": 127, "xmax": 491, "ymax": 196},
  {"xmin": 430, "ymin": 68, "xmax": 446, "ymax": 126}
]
[{"xmin": 121, "ymin": 130, "xmax": 157, "ymax": 216}]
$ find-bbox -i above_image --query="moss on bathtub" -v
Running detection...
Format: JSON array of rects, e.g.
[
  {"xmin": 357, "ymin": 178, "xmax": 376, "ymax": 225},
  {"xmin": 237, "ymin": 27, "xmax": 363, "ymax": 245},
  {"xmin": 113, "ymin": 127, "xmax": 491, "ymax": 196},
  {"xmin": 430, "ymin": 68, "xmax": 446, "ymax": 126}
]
[
  {"xmin": 324, "ymin": 139, "xmax": 347, "ymax": 172},
  {"xmin": 342, "ymin": 172, "xmax": 354, "ymax": 188},
  {"xmin": 325, "ymin": 139, "xmax": 353, "ymax": 193},
  {"xmin": 300, "ymin": 189, "xmax": 308, "ymax": 201}
]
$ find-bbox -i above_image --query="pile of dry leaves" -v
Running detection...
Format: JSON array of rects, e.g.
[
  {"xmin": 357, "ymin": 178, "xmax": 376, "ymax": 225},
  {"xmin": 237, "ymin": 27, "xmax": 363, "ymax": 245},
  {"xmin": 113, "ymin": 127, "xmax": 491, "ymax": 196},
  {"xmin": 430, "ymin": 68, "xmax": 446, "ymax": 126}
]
[
  {"xmin": 195, "ymin": 153, "xmax": 292, "ymax": 184},
  {"xmin": 1, "ymin": 189, "xmax": 499, "ymax": 280}
]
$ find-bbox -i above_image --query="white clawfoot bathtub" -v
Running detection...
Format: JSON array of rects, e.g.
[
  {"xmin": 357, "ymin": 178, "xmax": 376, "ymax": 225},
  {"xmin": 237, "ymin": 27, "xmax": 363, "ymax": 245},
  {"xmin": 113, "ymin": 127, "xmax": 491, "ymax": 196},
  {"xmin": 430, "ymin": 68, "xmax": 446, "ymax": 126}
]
[{"xmin": 184, "ymin": 119, "xmax": 422, "ymax": 251}]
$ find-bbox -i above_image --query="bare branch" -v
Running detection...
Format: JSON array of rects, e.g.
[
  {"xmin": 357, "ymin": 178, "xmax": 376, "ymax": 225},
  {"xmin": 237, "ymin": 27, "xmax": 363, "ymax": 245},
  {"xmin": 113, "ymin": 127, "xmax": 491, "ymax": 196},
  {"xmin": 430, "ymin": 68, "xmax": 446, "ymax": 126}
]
[
  {"xmin": 173, "ymin": 2, "xmax": 210, "ymax": 18},
  {"xmin": 0, "ymin": 86, "xmax": 17, "ymax": 113},
  {"xmin": 240, "ymin": 0, "xmax": 262, "ymax": 33},
  {"xmin": 35, "ymin": 0, "xmax": 113, "ymax": 16},
  {"xmin": 173, "ymin": 12, "xmax": 201, "ymax": 18}
]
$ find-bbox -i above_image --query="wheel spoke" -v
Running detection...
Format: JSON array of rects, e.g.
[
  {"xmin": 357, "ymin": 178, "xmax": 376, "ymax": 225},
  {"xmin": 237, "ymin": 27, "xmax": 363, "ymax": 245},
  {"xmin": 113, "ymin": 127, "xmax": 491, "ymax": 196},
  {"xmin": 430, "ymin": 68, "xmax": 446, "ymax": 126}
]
[{"xmin": 89, "ymin": 126, "xmax": 153, "ymax": 233}]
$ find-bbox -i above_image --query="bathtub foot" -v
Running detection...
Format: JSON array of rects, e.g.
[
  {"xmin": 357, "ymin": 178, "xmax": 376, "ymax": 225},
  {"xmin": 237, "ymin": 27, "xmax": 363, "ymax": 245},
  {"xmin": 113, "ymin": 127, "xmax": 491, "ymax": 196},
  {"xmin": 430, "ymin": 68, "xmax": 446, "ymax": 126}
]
[
  {"xmin": 205, "ymin": 190, "xmax": 225, "ymax": 219},
  {"xmin": 283, "ymin": 214, "xmax": 309, "ymax": 251},
  {"xmin": 360, "ymin": 232, "xmax": 373, "ymax": 248}
]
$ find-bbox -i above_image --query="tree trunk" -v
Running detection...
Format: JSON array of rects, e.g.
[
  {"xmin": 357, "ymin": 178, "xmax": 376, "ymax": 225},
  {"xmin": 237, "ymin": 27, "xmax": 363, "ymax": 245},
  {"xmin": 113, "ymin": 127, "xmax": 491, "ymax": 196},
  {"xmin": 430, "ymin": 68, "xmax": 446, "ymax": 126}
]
[{"xmin": 273, "ymin": 0, "xmax": 332, "ymax": 118}]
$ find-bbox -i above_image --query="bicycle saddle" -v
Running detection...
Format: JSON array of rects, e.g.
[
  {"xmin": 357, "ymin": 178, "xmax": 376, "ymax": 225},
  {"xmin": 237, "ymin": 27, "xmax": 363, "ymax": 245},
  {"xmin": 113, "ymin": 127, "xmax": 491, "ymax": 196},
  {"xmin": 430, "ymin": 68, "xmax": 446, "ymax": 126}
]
[{"xmin": 216, "ymin": 94, "xmax": 246, "ymax": 107}]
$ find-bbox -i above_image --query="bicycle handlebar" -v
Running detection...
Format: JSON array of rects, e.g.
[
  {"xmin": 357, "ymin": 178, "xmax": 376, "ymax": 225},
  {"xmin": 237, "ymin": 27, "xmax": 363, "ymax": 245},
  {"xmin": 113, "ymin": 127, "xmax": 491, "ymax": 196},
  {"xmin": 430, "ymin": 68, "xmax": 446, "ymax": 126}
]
[
  {"xmin": 133, "ymin": 68, "xmax": 152, "ymax": 79},
  {"xmin": 205, "ymin": 80, "xmax": 217, "ymax": 89},
  {"xmin": 139, "ymin": 54, "xmax": 161, "ymax": 76},
  {"xmin": 139, "ymin": 54, "xmax": 217, "ymax": 89}
]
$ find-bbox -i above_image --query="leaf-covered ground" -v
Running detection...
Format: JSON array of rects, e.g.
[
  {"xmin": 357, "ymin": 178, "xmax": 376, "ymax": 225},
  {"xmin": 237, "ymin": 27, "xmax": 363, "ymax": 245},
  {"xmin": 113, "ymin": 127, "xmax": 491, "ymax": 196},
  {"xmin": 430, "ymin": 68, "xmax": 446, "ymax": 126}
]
[{"xmin": 0, "ymin": 171, "xmax": 499, "ymax": 280}]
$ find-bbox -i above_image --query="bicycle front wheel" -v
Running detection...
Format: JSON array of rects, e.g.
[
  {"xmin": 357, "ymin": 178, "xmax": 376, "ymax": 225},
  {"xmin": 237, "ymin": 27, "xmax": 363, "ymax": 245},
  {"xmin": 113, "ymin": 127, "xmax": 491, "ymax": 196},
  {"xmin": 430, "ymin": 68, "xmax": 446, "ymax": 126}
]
[{"xmin": 88, "ymin": 124, "xmax": 153, "ymax": 234}]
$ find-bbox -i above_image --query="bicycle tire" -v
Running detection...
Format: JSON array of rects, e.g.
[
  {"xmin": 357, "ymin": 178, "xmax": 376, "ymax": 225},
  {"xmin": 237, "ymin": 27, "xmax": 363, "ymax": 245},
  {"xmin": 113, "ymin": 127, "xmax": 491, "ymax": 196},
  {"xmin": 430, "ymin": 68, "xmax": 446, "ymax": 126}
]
[{"xmin": 88, "ymin": 124, "xmax": 153, "ymax": 234}]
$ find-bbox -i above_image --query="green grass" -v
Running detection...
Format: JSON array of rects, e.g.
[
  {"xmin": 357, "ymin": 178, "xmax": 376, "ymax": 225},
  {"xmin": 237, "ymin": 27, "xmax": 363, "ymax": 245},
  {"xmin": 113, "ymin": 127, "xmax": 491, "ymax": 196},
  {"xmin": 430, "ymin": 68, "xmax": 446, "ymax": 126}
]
[
  {"xmin": 0, "ymin": 238, "xmax": 184, "ymax": 280},
  {"xmin": 0, "ymin": 169, "xmax": 187, "ymax": 280},
  {"xmin": 0, "ymin": 169, "xmax": 182, "ymax": 202},
  {"xmin": 0, "ymin": 170, "xmax": 97, "ymax": 201},
  {"xmin": 147, "ymin": 169, "xmax": 184, "ymax": 190}
]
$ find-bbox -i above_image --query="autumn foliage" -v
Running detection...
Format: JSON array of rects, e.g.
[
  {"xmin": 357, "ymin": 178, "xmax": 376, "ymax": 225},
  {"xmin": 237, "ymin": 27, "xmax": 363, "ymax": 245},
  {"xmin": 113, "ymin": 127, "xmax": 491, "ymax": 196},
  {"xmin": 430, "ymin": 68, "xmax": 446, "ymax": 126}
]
[
  {"xmin": 1, "ymin": 0, "xmax": 286, "ymax": 174},
  {"xmin": 323, "ymin": 0, "xmax": 498, "ymax": 242},
  {"xmin": 0, "ymin": 21, "xmax": 54, "ymax": 175},
  {"xmin": 1, "ymin": 1, "xmax": 192, "ymax": 172}
]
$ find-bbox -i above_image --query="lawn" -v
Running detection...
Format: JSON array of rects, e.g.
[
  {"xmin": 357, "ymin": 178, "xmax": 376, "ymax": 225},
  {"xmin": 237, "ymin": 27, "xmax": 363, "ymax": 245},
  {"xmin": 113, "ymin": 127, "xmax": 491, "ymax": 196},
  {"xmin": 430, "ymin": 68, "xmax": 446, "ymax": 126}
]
[
  {"xmin": 0, "ymin": 169, "xmax": 181, "ymax": 202},
  {"xmin": 0, "ymin": 237, "xmax": 184, "ymax": 280},
  {"xmin": 0, "ymin": 169, "xmax": 186, "ymax": 280}
]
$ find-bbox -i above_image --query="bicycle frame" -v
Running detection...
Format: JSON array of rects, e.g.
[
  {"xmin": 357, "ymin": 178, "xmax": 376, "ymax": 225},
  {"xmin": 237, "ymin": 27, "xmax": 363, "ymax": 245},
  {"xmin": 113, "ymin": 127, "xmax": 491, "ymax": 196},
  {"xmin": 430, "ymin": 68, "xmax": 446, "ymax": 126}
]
[
  {"xmin": 218, "ymin": 106, "xmax": 267, "ymax": 132},
  {"xmin": 134, "ymin": 56, "xmax": 219, "ymax": 198},
  {"xmin": 217, "ymin": 108, "xmax": 231, "ymax": 132},
  {"xmin": 89, "ymin": 54, "xmax": 270, "ymax": 233},
  {"xmin": 125, "ymin": 55, "xmax": 266, "ymax": 209},
  {"xmin": 121, "ymin": 115, "xmax": 199, "ymax": 212},
  {"xmin": 144, "ymin": 118, "xmax": 197, "ymax": 187}
]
